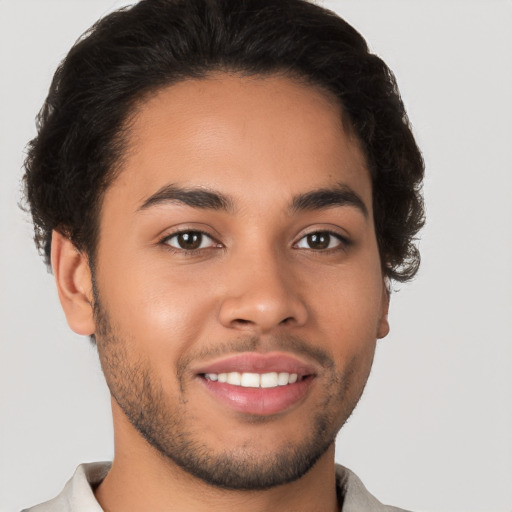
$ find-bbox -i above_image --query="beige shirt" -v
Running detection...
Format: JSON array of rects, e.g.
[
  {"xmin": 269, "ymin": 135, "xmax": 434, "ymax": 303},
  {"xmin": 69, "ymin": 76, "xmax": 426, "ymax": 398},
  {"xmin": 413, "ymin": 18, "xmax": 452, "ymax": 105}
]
[{"xmin": 23, "ymin": 462, "xmax": 410, "ymax": 512}]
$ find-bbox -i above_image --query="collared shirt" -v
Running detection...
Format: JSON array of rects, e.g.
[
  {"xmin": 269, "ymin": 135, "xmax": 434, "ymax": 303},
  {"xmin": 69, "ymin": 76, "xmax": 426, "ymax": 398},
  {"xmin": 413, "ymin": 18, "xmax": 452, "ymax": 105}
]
[{"xmin": 22, "ymin": 462, "xmax": 410, "ymax": 512}]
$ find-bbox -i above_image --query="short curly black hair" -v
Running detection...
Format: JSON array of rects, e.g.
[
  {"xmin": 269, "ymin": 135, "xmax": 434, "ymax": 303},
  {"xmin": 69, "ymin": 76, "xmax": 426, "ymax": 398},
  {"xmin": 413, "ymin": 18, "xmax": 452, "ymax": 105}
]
[{"xmin": 23, "ymin": 0, "xmax": 424, "ymax": 282}]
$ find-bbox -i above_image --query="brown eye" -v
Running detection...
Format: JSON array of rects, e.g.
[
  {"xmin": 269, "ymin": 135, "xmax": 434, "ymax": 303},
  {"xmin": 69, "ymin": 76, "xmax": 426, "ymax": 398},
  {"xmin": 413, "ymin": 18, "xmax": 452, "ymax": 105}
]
[
  {"xmin": 165, "ymin": 231, "xmax": 215, "ymax": 250},
  {"xmin": 177, "ymin": 232, "xmax": 202, "ymax": 249},
  {"xmin": 295, "ymin": 231, "xmax": 344, "ymax": 250},
  {"xmin": 306, "ymin": 233, "xmax": 330, "ymax": 249}
]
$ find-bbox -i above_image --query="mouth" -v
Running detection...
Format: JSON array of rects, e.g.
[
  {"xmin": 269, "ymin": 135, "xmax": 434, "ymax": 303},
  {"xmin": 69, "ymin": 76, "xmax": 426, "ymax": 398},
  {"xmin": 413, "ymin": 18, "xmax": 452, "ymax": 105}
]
[
  {"xmin": 203, "ymin": 371, "xmax": 304, "ymax": 387},
  {"xmin": 194, "ymin": 353, "xmax": 317, "ymax": 416}
]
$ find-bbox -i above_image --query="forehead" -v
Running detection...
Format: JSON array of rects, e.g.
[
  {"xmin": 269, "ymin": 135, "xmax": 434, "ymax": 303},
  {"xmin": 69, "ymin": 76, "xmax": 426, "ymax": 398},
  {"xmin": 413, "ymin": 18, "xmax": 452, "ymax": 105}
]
[{"xmin": 108, "ymin": 73, "xmax": 371, "ymax": 211}]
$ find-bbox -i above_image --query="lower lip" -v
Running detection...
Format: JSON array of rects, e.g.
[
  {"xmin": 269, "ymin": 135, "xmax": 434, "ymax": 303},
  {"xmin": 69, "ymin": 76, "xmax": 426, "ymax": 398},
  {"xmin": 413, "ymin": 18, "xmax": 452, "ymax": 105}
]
[{"xmin": 200, "ymin": 377, "xmax": 314, "ymax": 415}]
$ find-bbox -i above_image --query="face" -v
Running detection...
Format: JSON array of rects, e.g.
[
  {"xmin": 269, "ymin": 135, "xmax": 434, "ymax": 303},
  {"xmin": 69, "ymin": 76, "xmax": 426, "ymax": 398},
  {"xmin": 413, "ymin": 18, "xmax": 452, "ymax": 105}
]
[{"xmin": 91, "ymin": 74, "xmax": 389, "ymax": 489}]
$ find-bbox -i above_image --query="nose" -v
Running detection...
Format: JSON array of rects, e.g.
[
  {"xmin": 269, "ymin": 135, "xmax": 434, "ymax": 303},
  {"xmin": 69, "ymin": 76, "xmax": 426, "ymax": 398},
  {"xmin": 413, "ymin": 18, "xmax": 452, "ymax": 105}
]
[{"xmin": 218, "ymin": 248, "xmax": 309, "ymax": 334}]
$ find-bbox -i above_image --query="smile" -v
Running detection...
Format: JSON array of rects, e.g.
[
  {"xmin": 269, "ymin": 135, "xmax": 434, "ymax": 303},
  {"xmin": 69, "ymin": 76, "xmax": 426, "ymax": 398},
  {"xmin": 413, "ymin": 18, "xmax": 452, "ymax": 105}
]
[
  {"xmin": 195, "ymin": 352, "xmax": 317, "ymax": 415},
  {"xmin": 204, "ymin": 371, "xmax": 300, "ymax": 388}
]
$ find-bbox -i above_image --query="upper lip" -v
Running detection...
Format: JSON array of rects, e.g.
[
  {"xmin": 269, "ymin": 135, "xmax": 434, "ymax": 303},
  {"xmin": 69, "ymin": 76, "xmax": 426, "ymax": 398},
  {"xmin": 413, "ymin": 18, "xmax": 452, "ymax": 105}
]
[{"xmin": 193, "ymin": 352, "xmax": 318, "ymax": 377}]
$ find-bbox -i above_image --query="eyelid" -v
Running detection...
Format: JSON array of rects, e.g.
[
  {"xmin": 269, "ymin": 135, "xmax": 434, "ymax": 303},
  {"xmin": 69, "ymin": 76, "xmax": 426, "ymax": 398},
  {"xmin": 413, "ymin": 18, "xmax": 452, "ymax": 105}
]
[
  {"xmin": 156, "ymin": 225, "xmax": 351, "ymax": 253},
  {"xmin": 159, "ymin": 228, "xmax": 222, "ymax": 251},
  {"xmin": 156, "ymin": 222, "xmax": 222, "ymax": 243},
  {"xmin": 293, "ymin": 228, "xmax": 352, "ymax": 250}
]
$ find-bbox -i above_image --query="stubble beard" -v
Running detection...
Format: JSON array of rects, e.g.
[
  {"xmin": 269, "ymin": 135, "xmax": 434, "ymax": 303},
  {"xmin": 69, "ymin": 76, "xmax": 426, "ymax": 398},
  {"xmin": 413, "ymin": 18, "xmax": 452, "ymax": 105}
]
[{"xmin": 93, "ymin": 295, "xmax": 369, "ymax": 491}]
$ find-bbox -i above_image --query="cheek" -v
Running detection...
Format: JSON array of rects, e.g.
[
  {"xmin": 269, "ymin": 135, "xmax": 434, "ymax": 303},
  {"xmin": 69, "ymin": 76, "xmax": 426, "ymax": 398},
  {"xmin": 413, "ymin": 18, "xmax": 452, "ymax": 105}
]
[
  {"xmin": 310, "ymin": 268, "xmax": 384, "ymax": 333},
  {"xmin": 96, "ymin": 254, "xmax": 218, "ymax": 362},
  {"xmin": 304, "ymin": 259, "xmax": 384, "ymax": 364}
]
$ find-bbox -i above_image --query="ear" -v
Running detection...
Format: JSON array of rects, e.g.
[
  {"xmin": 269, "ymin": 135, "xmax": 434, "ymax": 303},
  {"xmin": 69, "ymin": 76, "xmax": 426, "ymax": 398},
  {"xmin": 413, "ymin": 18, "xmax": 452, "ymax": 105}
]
[
  {"xmin": 51, "ymin": 230, "xmax": 95, "ymax": 336},
  {"xmin": 377, "ymin": 279, "xmax": 390, "ymax": 339}
]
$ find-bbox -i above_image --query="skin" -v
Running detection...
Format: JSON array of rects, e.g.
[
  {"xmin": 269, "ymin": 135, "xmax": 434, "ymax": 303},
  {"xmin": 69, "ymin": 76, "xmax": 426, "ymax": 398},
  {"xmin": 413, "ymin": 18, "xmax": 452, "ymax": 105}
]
[{"xmin": 52, "ymin": 73, "xmax": 389, "ymax": 512}]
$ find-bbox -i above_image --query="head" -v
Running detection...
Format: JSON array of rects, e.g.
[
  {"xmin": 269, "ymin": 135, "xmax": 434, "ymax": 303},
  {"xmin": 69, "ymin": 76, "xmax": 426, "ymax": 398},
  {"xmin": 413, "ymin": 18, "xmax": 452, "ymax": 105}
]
[{"xmin": 23, "ymin": 0, "xmax": 424, "ymax": 492}]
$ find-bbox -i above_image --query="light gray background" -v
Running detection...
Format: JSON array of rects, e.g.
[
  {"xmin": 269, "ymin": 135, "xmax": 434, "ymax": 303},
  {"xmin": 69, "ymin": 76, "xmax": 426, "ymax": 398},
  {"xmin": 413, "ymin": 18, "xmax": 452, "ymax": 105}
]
[{"xmin": 1, "ymin": 1, "xmax": 511, "ymax": 511}]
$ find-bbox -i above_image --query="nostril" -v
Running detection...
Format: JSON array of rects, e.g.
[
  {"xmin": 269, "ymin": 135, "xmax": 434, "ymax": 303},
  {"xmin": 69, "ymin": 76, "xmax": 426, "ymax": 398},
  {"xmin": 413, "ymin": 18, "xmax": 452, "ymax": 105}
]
[
  {"xmin": 219, "ymin": 294, "xmax": 308, "ymax": 332},
  {"xmin": 232, "ymin": 316, "xmax": 294, "ymax": 328},
  {"xmin": 232, "ymin": 318, "xmax": 253, "ymax": 326}
]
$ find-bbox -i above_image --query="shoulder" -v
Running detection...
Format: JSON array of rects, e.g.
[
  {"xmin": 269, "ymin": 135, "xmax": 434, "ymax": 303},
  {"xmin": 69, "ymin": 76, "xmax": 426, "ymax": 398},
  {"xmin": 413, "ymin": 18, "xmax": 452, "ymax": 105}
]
[
  {"xmin": 336, "ymin": 464, "xmax": 412, "ymax": 512},
  {"xmin": 22, "ymin": 462, "xmax": 110, "ymax": 512}
]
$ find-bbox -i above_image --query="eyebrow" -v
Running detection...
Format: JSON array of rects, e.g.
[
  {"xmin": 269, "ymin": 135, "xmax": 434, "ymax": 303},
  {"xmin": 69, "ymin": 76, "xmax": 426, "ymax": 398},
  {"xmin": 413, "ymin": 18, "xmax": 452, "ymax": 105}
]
[
  {"xmin": 138, "ymin": 184, "xmax": 234, "ymax": 212},
  {"xmin": 290, "ymin": 184, "xmax": 368, "ymax": 218},
  {"xmin": 138, "ymin": 182, "xmax": 368, "ymax": 218}
]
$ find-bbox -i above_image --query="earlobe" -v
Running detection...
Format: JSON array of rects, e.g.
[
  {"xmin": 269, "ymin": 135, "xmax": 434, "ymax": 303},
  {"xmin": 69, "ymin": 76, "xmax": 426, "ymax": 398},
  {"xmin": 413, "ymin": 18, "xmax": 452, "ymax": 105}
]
[
  {"xmin": 51, "ymin": 230, "xmax": 95, "ymax": 336},
  {"xmin": 377, "ymin": 281, "xmax": 390, "ymax": 339}
]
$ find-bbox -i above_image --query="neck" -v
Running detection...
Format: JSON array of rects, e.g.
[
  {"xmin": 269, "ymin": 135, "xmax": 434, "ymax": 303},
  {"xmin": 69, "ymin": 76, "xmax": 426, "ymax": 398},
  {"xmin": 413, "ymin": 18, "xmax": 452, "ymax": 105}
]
[{"xmin": 94, "ymin": 402, "xmax": 339, "ymax": 512}]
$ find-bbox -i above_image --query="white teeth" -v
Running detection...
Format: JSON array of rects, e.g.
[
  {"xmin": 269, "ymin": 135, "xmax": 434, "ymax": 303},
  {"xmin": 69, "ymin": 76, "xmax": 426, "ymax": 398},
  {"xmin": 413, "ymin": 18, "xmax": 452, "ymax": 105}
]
[
  {"xmin": 277, "ymin": 372, "xmax": 289, "ymax": 386},
  {"xmin": 260, "ymin": 372, "xmax": 278, "ymax": 388},
  {"xmin": 227, "ymin": 372, "xmax": 241, "ymax": 385},
  {"xmin": 241, "ymin": 372, "xmax": 260, "ymax": 388},
  {"xmin": 205, "ymin": 371, "xmax": 299, "ymax": 388}
]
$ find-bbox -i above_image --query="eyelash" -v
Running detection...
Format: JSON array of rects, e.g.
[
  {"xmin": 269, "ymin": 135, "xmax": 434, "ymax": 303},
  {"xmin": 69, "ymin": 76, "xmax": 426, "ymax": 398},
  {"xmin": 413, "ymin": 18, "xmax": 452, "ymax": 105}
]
[
  {"xmin": 293, "ymin": 230, "xmax": 351, "ymax": 252},
  {"xmin": 159, "ymin": 229, "xmax": 221, "ymax": 254},
  {"xmin": 158, "ymin": 229, "xmax": 351, "ymax": 254}
]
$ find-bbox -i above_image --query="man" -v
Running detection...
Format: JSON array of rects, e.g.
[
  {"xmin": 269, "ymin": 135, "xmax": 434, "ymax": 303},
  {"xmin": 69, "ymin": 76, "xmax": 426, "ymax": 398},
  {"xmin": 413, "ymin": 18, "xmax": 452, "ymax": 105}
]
[{"xmin": 22, "ymin": 0, "xmax": 424, "ymax": 510}]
